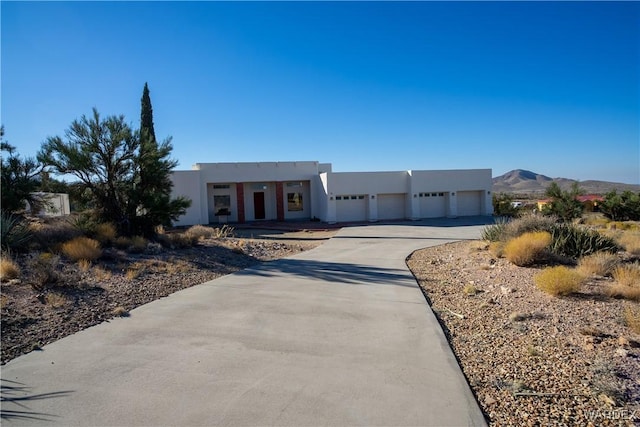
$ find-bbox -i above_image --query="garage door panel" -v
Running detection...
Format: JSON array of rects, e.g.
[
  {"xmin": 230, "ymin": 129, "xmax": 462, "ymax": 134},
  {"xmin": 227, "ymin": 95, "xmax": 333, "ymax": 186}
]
[
  {"xmin": 378, "ymin": 194, "xmax": 406, "ymax": 220},
  {"xmin": 457, "ymin": 191, "xmax": 482, "ymax": 216},
  {"xmin": 419, "ymin": 193, "xmax": 447, "ymax": 218},
  {"xmin": 336, "ymin": 196, "xmax": 367, "ymax": 222}
]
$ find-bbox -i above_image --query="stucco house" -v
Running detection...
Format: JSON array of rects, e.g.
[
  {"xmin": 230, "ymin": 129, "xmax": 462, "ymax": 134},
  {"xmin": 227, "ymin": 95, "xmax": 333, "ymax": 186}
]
[{"xmin": 170, "ymin": 161, "xmax": 493, "ymax": 226}]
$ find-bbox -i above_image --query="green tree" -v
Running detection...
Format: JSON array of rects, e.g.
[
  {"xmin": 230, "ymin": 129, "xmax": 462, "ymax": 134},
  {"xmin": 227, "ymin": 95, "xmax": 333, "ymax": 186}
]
[
  {"xmin": 39, "ymin": 109, "xmax": 139, "ymax": 234},
  {"xmin": 131, "ymin": 83, "xmax": 190, "ymax": 237},
  {"xmin": 600, "ymin": 190, "xmax": 640, "ymax": 221},
  {"xmin": 1, "ymin": 126, "xmax": 45, "ymax": 214},
  {"xmin": 492, "ymin": 192, "xmax": 519, "ymax": 217},
  {"xmin": 542, "ymin": 182, "xmax": 584, "ymax": 222}
]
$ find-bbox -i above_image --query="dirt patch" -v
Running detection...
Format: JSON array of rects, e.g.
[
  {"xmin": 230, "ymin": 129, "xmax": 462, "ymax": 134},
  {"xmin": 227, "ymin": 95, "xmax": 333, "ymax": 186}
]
[{"xmin": 407, "ymin": 240, "xmax": 640, "ymax": 426}]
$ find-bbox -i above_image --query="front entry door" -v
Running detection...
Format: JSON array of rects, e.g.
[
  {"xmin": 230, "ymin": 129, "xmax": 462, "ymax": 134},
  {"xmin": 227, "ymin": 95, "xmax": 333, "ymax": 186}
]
[{"xmin": 253, "ymin": 192, "xmax": 266, "ymax": 220}]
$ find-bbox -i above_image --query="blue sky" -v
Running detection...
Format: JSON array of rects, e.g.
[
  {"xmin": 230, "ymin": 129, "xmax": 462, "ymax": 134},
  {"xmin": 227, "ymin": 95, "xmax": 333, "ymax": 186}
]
[{"xmin": 2, "ymin": 1, "xmax": 639, "ymax": 184}]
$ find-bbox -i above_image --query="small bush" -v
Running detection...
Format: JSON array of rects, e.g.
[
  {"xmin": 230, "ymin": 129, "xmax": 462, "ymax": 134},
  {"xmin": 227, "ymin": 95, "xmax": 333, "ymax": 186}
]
[
  {"xmin": 548, "ymin": 223, "xmax": 619, "ymax": 259},
  {"xmin": 463, "ymin": 284, "xmax": 479, "ymax": 296},
  {"xmin": 185, "ymin": 225, "xmax": 215, "ymax": 241},
  {"xmin": 213, "ymin": 224, "xmax": 235, "ymax": 239},
  {"xmin": 577, "ymin": 252, "xmax": 619, "ymax": 277},
  {"xmin": 112, "ymin": 306, "xmax": 129, "ymax": 317},
  {"xmin": 488, "ymin": 241, "xmax": 505, "ymax": 258},
  {"xmin": 481, "ymin": 217, "xmax": 509, "ymax": 242},
  {"xmin": 44, "ymin": 292, "xmax": 67, "ymax": 308},
  {"xmin": 616, "ymin": 231, "xmax": 640, "ymax": 255},
  {"xmin": 114, "ymin": 236, "xmax": 132, "ymax": 250},
  {"xmin": 535, "ymin": 266, "xmax": 584, "ymax": 296},
  {"xmin": 128, "ymin": 236, "xmax": 148, "ymax": 254},
  {"xmin": 165, "ymin": 232, "xmax": 198, "ymax": 248},
  {"xmin": 92, "ymin": 266, "xmax": 113, "ymax": 281},
  {"xmin": 30, "ymin": 218, "xmax": 81, "ymax": 250},
  {"xmin": 61, "ymin": 237, "xmax": 102, "ymax": 262},
  {"xmin": 0, "ymin": 257, "xmax": 20, "ymax": 281},
  {"xmin": 94, "ymin": 222, "xmax": 117, "ymax": 245},
  {"xmin": 607, "ymin": 264, "xmax": 640, "ymax": 301},
  {"xmin": 504, "ymin": 231, "xmax": 552, "ymax": 266},
  {"xmin": 26, "ymin": 253, "xmax": 59, "ymax": 290},
  {"xmin": 624, "ymin": 305, "xmax": 640, "ymax": 334},
  {"xmin": 503, "ymin": 214, "xmax": 557, "ymax": 241},
  {"xmin": 68, "ymin": 212, "xmax": 100, "ymax": 235}
]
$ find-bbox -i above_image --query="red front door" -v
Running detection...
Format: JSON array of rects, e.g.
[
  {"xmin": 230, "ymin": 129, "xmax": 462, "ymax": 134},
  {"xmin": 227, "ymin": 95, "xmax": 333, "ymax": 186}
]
[{"xmin": 253, "ymin": 192, "xmax": 265, "ymax": 220}]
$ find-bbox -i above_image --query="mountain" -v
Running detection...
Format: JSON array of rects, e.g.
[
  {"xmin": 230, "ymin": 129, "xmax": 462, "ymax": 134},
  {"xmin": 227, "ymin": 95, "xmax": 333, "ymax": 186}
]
[{"xmin": 492, "ymin": 169, "xmax": 640, "ymax": 195}]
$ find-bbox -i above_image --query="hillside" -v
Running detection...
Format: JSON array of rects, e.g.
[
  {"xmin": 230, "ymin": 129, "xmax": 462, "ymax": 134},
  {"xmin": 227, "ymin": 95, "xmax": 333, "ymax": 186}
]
[{"xmin": 493, "ymin": 169, "xmax": 640, "ymax": 195}]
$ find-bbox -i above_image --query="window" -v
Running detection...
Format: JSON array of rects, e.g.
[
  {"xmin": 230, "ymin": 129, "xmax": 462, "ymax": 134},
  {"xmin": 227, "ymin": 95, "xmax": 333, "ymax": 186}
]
[
  {"xmin": 351, "ymin": 196, "xmax": 357, "ymax": 200},
  {"xmin": 439, "ymin": 192, "xmax": 445, "ymax": 197},
  {"xmin": 431, "ymin": 193, "xmax": 437, "ymax": 197},
  {"xmin": 213, "ymin": 184, "xmax": 230, "ymax": 189},
  {"xmin": 336, "ymin": 196, "xmax": 342, "ymax": 200},
  {"xmin": 287, "ymin": 193, "xmax": 303, "ymax": 211},
  {"xmin": 214, "ymin": 195, "xmax": 231, "ymax": 216},
  {"xmin": 252, "ymin": 183, "xmax": 268, "ymax": 190},
  {"xmin": 358, "ymin": 195, "xmax": 365, "ymax": 200},
  {"xmin": 286, "ymin": 182, "xmax": 303, "ymax": 188}
]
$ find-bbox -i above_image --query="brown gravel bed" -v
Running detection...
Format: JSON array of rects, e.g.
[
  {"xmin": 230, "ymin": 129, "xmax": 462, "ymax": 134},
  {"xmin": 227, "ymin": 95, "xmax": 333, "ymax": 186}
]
[
  {"xmin": 407, "ymin": 241, "xmax": 640, "ymax": 427},
  {"xmin": 1, "ymin": 237, "xmax": 319, "ymax": 365}
]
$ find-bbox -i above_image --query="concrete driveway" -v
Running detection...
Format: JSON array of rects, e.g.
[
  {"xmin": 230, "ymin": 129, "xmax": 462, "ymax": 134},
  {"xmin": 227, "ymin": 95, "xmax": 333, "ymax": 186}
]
[{"xmin": 1, "ymin": 218, "xmax": 491, "ymax": 426}]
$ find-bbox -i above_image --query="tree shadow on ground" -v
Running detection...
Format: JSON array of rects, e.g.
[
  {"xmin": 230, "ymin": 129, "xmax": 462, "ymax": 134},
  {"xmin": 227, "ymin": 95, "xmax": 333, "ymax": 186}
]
[
  {"xmin": 236, "ymin": 258, "xmax": 417, "ymax": 288},
  {"xmin": 1, "ymin": 379, "xmax": 73, "ymax": 422}
]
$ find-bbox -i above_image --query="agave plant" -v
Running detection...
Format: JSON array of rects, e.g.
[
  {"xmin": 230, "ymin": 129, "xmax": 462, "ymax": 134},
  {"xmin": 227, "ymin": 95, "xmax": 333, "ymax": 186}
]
[{"xmin": 0, "ymin": 211, "xmax": 32, "ymax": 251}]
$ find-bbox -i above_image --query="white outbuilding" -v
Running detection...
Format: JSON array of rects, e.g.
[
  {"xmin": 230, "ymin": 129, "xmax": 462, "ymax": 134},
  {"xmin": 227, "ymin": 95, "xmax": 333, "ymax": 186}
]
[{"xmin": 170, "ymin": 161, "xmax": 493, "ymax": 226}]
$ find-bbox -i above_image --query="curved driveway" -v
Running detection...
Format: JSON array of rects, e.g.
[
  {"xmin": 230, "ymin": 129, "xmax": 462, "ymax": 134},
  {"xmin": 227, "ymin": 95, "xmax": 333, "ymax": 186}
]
[{"xmin": 2, "ymin": 219, "xmax": 490, "ymax": 426}]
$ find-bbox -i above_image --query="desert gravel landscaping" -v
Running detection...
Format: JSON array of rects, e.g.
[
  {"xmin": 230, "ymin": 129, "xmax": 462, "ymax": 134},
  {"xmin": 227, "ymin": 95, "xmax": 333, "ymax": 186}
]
[
  {"xmin": 407, "ymin": 240, "xmax": 640, "ymax": 426},
  {"xmin": 2, "ymin": 222, "xmax": 639, "ymax": 426}
]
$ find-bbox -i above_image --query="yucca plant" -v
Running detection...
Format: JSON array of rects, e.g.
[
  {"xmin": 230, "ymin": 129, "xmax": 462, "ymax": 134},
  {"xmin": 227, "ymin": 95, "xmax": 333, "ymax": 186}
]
[
  {"xmin": 0, "ymin": 212, "xmax": 32, "ymax": 251},
  {"xmin": 548, "ymin": 223, "xmax": 619, "ymax": 260}
]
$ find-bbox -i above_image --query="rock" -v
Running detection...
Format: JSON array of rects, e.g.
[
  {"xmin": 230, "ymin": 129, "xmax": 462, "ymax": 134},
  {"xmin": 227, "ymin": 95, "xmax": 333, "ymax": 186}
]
[
  {"xmin": 618, "ymin": 336, "xmax": 630, "ymax": 347},
  {"xmin": 484, "ymin": 396, "xmax": 497, "ymax": 406},
  {"xmin": 501, "ymin": 286, "xmax": 515, "ymax": 295}
]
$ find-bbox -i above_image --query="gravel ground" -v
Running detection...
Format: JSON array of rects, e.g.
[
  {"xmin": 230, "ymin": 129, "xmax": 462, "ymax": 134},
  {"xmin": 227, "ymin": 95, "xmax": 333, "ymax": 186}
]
[
  {"xmin": 1, "ymin": 235, "xmax": 326, "ymax": 365},
  {"xmin": 407, "ymin": 241, "xmax": 640, "ymax": 427}
]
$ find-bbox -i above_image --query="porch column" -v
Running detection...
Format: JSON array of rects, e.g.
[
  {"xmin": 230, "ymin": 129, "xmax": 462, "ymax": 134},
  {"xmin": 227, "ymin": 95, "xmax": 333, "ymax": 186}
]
[
  {"xmin": 236, "ymin": 183, "xmax": 245, "ymax": 223},
  {"xmin": 276, "ymin": 182, "xmax": 285, "ymax": 221}
]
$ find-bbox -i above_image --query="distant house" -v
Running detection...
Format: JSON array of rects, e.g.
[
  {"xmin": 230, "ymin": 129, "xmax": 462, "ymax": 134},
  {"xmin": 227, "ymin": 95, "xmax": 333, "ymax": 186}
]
[
  {"xmin": 26, "ymin": 192, "xmax": 71, "ymax": 217},
  {"xmin": 537, "ymin": 194, "xmax": 604, "ymax": 212},
  {"xmin": 170, "ymin": 161, "xmax": 494, "ymax": 226}
]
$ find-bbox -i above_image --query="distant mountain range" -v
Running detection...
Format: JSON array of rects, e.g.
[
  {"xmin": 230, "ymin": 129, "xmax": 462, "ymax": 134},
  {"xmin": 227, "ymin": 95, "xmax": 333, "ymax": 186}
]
[{"xmin": 492, "ymin": 169, "xmax": 640, "ymax": 195}]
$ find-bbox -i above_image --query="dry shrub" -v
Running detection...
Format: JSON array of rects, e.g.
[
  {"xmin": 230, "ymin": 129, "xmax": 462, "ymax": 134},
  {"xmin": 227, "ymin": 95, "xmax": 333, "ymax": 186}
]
[
  {"xmin": 185, "ymin": 225, "xmax": 215, "ymax": 241},
  {"xmin": 534, "ymin": 266, "xmax": 584, "ymax": 296},
  {"xmin": 78, "ymin": 259, "xmax": 92, "ymax": 272},
  {"xmin": 61, "ymin": 237, "xmax": 102, "ymax": 261},
  {"xmin": 463, "ymin": 284, "xmax": 479, "ymax": 296},
  {"xmin": 607, "ymin": 263, "xmax": 640, "ymax": 301},
  {"xmin": 94, "ymin": 223, "xmax": 117, "ymax": 245},
  {"xmin": 624, "ymin": 305, "xmax": 640, "ymax": 334},
  {"xmin": 616, "ymin": 231, "xmax": 640, "ymax": 255},
  {"xmin": 166, "ymin": 233, "xmax": 198, "ymax": 248},
  {"xmin": 30, "ymin": 218, "xmax": 81, "ymax": 250},
  {"xmin": 0, "ymin": 257, "xmax": 21, "ymax": 281},
  {"xmin": 489, "ymin": 241, "xmax": 505, "ymax": 258},
  {"xmin": 468, "ymin": 241, "xmax": 489, "ymax": 252},
  {"xmin": 26, "ymin": 253, "xmax": 60, "ymax": 290},
  {"xmin": 577, "ymin": 252, "xmax": 619, "ymax": 277},
  {"xmin": 114, "ymin": 236, "xmax": 132, "ymax": 250},
  {"xmin": 92, "ymin": 266, "xmax": 113, "ymax": 281},
  {"xmin": 128, "ymin": 236, "xmax": 148, "ymax": 253},
  {"xmin": 504, "ymin": 231, "xmax": 552, "ymax": 266},
  {"xmin": 213, "ymin": 224, "xmax": 235, "ymax": 239},
  {"xmin": 44, "ymin": 292, "xmax": 67, "ymax": 308},
  {"xmin": 502, "ymin": 213, "xmax": 557, "ymax": 241},
  {"xmin": 112, "ymin": 306, "xmax": 129, "ymax": 317}
]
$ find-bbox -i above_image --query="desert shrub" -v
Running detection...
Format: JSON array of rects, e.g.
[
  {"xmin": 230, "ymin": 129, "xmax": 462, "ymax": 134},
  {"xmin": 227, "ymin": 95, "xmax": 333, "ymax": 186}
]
[
  {"xmin": 114, "ymin": 236, "xmax": 132, "ymax": 250},
  {"xmin": 547, "ymin": 223, "xmax": 619, "ymax": 260},
  {"xmin": 504, "ymin": 231, "xmax": 552, "ymax": 266},
  {"xmin": 61, "ymin": 237, "xmax": 102, "ymax": 262},
  {"xmin": 30, "ymin": 218, "xmax": 81, "ymax": 250},
  {"xmin": 213, "ymin": 224, "xmax": 235, "ymax": 239},
  {"xmin": 44, "ymin": 292, "xmax": 67, "ymax": 308},
  {"xmin": 606, "ymin": 264, "xmax": 640, "ymax": 301},
  {"xmin": 534, "ymin": 266, "xmax": 584, "ymax": 296},
  {"xmin": 503, "ymin": 214, "xmax": 557, "ymax": 240},
  {"xmin": 624, "ymin": 305, "xmax": 640, "ymax": 334},
  {"xmin": 94, "ymin": 222, "xmax": 117, "ymax": 245},
  {"xmin": 0, "ymin": 257, "xmax": 20, "ymax": 281},
  {"xmin": 582, "ymin": 214, "xmax": 610, "ymax": 228},
  {"xmin": 164, "ymin": 232, "xmax": 199, "ymax": 249},
  {"xmin": 488, "ymin": 241, "xmax": 505, "ymax": 258},
  {"xmin": 481, "ymin": 217, "xmax": 509, "ymax": 242},
  {"xmin": 463, "ymin": 284, "xmax": 479, "ymax": 296},
  {"xmin": 26, "ymin": 253, "xmax": 60, "ymax": 290},
  {"xmin": 112, "ymin": 306, "xmax": 129, "ymax": 317},
  {"xmin": 185, "ymin": 225, "xmax": 215, "ymax": 241},
  {"xmin": 577, "ymin": 252, "xmax": 619, "ymax": 277},
  {"xmin": 1, "ymin": 212, "xmax": 32, "ymax": 251},
  {"xmin": 68, "ymin": 212, "xmax": 100, "ymax": 236},
  {"xmin": 128, "ymin": 236, "xmax": 148, "ymax": 254},
  {"xmin": 616, "ymin": 231, "xmax": 640, "ymax": 255}
]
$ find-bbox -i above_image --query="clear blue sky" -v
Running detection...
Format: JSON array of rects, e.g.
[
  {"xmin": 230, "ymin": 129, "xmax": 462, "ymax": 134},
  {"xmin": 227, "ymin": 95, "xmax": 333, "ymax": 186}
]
[{"xmin": 2, "ymin": 1, "xmax": 639, "ymax": 184}]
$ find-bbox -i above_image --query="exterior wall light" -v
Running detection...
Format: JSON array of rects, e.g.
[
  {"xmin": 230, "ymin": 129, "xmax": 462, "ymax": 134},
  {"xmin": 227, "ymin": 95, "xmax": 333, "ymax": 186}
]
[
  {"xmin": 371, "ymin": 195, "xmax": 375, "ymax": 199},
  {"xmin": 451, "ymin": 192, "xmax": 455, "ymax": 196}
]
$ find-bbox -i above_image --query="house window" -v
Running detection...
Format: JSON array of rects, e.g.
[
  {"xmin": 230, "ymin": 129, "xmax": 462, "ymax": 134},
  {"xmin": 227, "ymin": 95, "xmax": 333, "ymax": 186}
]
[
  {"xmin": 213, "ymin": 184, "xmax": 230, "ymax": 189},
  {"xmin": 214, "ymin": 195, "xmax": 231, "ymax": 216},
  {"xmin": 431, "ymin": 193, "xmax": 437, "ymax": 197},
  {"xmin": 252, "ymin": 183, "xmax": 268, "ymax": 190},
  {"xmin": 287, "ymin": 193, "xmax": 303, "ymax": 211},
  {"xmin": 439, "ymin": 192, "xmax": 445, "ymax": 197},
  {"xmin": 336, "ymin": 196, "xmax": 342, "ymax": 200},
  {"xmin": 286, "ymin": 182, "xmax": 303, "ymax": 188}
]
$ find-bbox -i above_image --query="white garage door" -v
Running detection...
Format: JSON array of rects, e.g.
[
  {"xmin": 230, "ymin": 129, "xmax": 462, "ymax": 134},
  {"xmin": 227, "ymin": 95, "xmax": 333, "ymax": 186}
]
[
  {"xmin": 377, "ymin": 193, "xmax": 406, "ymax": 220},
  {"xmin": 419, "ymin": 192, "xmax": 447, "ymax": 218},
  {"xmin": 336, "ymin": 195, "xmax": 367, "ymax": 222},
  {"xmin": 457, "ymin": 191, "xmax": 482, "ymax": 216}
]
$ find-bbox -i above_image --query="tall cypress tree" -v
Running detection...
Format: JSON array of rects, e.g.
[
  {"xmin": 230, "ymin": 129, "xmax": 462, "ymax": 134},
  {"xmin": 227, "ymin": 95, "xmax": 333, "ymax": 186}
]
[{"xmin": 133, "ymin": 83, "xmax": 190, "ymax": 237}]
